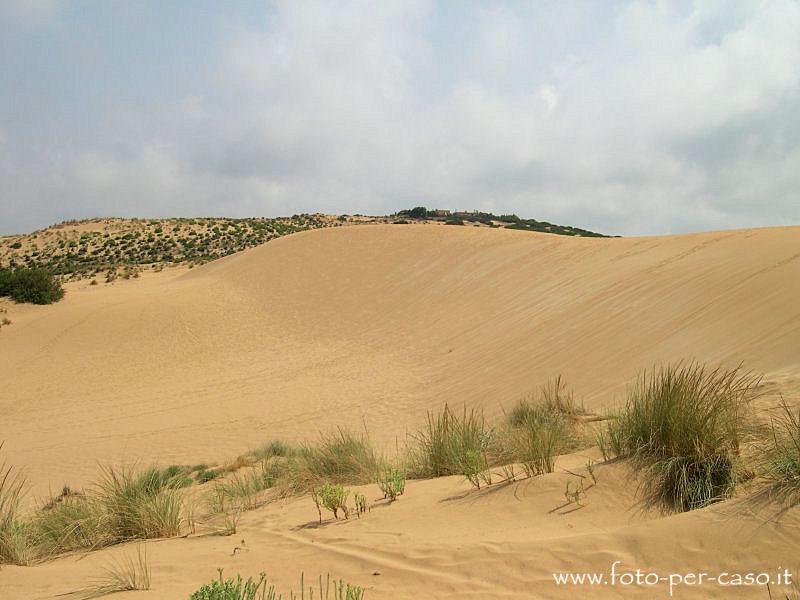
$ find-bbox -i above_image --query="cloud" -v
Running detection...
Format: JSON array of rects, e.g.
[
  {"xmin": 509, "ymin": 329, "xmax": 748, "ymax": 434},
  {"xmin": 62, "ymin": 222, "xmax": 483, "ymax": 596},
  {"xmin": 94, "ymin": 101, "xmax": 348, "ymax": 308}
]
[
  {"xmin": 0, "ymin": 0, "xmax": 64, "ymax": 28},
  {"xmin": 1, "ymin": 0, "xmax": 799, "ymax": 235}
]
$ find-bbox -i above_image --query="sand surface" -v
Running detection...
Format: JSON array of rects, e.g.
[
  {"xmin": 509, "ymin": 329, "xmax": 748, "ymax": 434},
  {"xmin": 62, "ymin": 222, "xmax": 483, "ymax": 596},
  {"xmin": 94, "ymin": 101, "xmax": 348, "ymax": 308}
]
[{"xmin": 2, "ymin": 223, "xmax": 800, "ymax": 598}]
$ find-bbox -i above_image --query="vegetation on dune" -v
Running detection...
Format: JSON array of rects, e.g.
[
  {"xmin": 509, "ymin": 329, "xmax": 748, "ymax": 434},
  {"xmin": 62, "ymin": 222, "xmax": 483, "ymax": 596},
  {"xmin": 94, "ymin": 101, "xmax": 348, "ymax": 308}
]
[
  {"xmin": 312, "ymin": 483, "xmax": 350, "ymax": 521},
  {"xmin": 190, "ymin": 570, "xmax": 365, "ymax": 600},
  {"xmin": 376, "ymin": 468, "xmax": 405, "ymax": 501},
  {"xmin": 0, "ymin": 444, "xmax": 30, "ymax": 565},
  {"xmin": 63, "ymin": 545, "xmax": 151, "ymax": 599},
  {"xmin": 406, "ymin": 404, "xmax": 493, "ymax": 483},
  {"xmin": 405, "ymin": 377, "xmax": 586, "ymax": 489},
  {"xmin": 0, "ymin": 210, "xmax": 609, "ymax": 285},
  {"xmin": 0, "ymin": 267, "xmax": 64, "ymax": 304},
  {"xmin": 763, "ymin": 400, "xmax": 800, "ymax": 506},
  {"xmin": 394, "ymin": 206, "xmax": 609, "ymax": 237},
  {"xmin": 598, "ymin": 362, "xmax": 762, "ymax": 512},
  {"xmin": 0, "ymin": 215, "xmax": 337, "ymax": 281},
  {"xmin": 5, "ymin": 362, "xmax": 797, "ymax": 571},
  {"xmin": 0, "ymin": 461, "xmax": 192, "ymax": 565}
]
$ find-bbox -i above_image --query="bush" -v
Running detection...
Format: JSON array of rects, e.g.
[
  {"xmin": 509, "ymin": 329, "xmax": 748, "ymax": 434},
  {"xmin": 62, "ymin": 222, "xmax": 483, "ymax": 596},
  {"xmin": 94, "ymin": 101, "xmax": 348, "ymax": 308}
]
[
  {"xmin": 600, "ymin": 363, "xmax": 760, "ymax": 511},
  {"xmin": 0, "ymin": 268, "xmax": 64, "ymax": 304}
]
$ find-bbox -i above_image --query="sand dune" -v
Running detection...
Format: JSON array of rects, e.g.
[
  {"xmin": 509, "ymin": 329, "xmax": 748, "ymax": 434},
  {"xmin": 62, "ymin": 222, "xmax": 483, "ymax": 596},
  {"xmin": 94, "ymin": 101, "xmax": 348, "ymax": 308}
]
[{"xmin": 2, "ymin": 223, "xmax": 800, "ymax": 597}]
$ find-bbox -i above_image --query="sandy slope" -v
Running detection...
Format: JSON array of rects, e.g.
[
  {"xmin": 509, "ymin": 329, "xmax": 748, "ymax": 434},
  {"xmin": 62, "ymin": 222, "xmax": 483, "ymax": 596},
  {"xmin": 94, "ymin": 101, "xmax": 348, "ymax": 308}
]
[{"xmin": 2, "ymin": 223, "xmax": 800, "ymax": 598}]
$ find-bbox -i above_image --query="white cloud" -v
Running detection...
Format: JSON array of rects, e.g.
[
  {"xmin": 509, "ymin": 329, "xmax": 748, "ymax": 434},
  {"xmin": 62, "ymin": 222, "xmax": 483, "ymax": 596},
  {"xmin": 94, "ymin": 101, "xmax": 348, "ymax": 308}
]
[
  {"xmin": 1, "ymin": 0, "xmax": 799, "ymax": 235},
  {"xmin": 0, "ymin": 0, "xmax": 64, "ymax": 28}
]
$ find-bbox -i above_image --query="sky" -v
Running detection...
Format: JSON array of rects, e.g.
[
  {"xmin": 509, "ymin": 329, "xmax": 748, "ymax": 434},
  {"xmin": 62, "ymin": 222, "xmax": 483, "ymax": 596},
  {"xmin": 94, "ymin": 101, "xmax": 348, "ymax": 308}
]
[{"xmin": 1, "ymin": 1, "xmax": 799, "ymax": 236}]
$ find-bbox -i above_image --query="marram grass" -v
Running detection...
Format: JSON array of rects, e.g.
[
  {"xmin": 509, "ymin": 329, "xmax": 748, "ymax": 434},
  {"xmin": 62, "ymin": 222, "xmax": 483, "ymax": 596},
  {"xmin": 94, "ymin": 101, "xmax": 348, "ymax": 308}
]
[{"xmin": 599, "ymin": 362, "xmax": 761, "ymax": 512}]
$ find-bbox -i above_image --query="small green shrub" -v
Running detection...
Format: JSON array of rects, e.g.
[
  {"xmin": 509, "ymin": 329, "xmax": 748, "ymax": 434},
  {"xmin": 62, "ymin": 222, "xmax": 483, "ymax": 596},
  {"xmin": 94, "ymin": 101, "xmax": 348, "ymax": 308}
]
[
  {"xmin": 377, "ymin": 468, "xmax": 405, "ymax": 501},
  {"xmin": 189, "ymin": 570, "xmax": 365, "ymax": 600},
  {"xmin": 601, "ymin": 362, "xmax": 760, "ymax": 512},
  {"xmin": 353, "ymin": 492, "xmax": 367, "ymax": 516},
  {"xmin": 312, "ymin": 483, "xmax": 351, "ymax": 521},
  {"xmin": 190, "ymin": 570, "xmax": 268, "ymax": 600}
]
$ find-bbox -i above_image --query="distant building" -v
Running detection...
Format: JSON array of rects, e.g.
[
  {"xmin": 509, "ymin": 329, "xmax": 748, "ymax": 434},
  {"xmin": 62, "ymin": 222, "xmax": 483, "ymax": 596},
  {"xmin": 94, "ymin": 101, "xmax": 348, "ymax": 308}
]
[{"xmin": 428, "ymin": 209, "xmax": 451, "ymax": 217}]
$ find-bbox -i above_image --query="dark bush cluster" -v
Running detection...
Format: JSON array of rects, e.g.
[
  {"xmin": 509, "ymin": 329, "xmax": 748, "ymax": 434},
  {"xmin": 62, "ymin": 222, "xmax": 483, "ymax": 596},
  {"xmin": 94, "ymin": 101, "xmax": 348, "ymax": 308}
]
[
  {"xmin": 394, "ymin": 207, "xmax": 608, "ymax": 237},
  {"xmin": 0, "ymin": 267, "xmax": 64, "ymax": 304}
]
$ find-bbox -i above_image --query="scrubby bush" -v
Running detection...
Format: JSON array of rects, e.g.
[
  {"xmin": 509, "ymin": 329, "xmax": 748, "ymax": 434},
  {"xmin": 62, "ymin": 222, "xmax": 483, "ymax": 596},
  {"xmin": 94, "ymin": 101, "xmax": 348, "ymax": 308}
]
[
  {"xmin": 0, "ymin": 268, "xmax": 63, "ymax": 304},
  {"xmin": 600, "ymin": 363, "xmax": 760, "ymax": 512}
]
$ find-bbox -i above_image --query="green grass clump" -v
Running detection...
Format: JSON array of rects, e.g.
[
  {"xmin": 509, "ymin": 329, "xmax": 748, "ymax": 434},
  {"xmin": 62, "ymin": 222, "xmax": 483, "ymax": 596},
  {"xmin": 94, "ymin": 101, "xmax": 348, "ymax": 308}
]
[
  {"xmin": 507, "ymin": 375, "xmax": 582, "ymax": 427},
  {"xmin": 211, "ymin": 459, "xmax": 281, "ymax": 512},
  {"xmin": 278, "ymin": 430, "xmax": 383, "ymax": 495},
  {"xmin": 502, "ymin": 377, "xmax": 583, "ymax": 478},
  {"xmin": 504, "ymin": 405, "xmax": 569, "ymax": 478},
  {"xmin": 190, "ymin": 570, "xmax": 365, "ymax": 600},
  {"xmin": 31, "ymin": 491, "xmax": 102, "ymax": 556},
  {"xmin": 599, "ymin": 362, "xmax": 760, "ymax": 512},
  {"xmin": 251, "ymin": 440, "xmax": 292, "ymax": 461},
  {"xmin": 0, "ymin": 461, "xmax": 189, "ymax": 565},
  {"xmin": 0, "ymin": 446, "xmax": 32, "ymax": 565},
  {"xmin": 406, "ymin": 405, "xmax": 495, "ymax": 487},
  {"xmin": 763, "ymin": 401, "xmax": 800, "ymax": 506},
  {"xmin": 94, "ymin": 466, "xmax": 184, "ymax": 541},
  {"xmin": 197, "ymin": 469, "xmax": 219, "ymax": 484}
]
